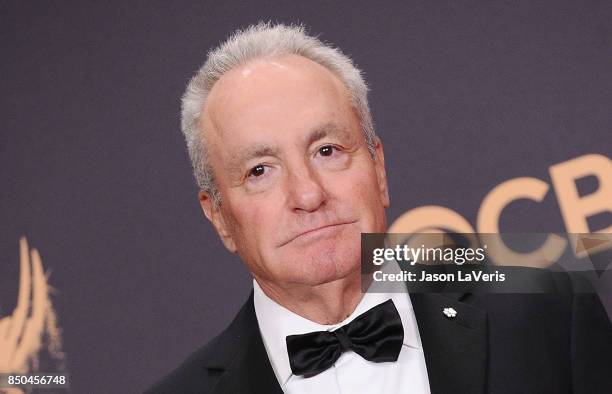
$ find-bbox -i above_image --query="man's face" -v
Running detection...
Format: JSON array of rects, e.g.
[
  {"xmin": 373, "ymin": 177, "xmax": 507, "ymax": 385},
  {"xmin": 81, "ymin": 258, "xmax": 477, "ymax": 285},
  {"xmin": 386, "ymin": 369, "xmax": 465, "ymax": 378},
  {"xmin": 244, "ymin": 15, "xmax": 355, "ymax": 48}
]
[{"xmin": 200, "ymin": 55, "xmax": 389, "ymax": 288}]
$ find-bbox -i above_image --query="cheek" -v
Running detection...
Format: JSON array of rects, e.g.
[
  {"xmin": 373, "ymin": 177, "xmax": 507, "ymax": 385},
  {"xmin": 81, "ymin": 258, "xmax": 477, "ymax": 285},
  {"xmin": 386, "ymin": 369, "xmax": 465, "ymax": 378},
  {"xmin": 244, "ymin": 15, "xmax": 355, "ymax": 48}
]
[
  {"xmin": 337, "ymin": 165, "xmax": 386, "ymax": 227},
  {"xmin": 227, "ymin": 200, "xmax": 277, "ymax": 256},
  {"xmin": 339, "ymin": 164, "xmax": 381, "ymax": 203}
]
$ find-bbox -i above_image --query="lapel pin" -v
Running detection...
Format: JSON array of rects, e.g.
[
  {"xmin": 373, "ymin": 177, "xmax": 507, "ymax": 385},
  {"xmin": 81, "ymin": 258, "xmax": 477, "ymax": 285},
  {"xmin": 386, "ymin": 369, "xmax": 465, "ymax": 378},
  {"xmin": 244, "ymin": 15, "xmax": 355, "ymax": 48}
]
[{"xmin": 443, "ymin": 307, "xmax": 457, "ymax": 318}]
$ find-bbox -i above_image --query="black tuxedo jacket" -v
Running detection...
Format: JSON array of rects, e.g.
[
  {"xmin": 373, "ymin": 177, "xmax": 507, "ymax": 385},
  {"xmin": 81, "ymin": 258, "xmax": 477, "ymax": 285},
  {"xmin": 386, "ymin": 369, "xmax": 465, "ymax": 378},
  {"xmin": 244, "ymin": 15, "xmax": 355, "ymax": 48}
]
[{"xmin": 147, "ymin": 283, "xmax": 612, "ymax": 393}]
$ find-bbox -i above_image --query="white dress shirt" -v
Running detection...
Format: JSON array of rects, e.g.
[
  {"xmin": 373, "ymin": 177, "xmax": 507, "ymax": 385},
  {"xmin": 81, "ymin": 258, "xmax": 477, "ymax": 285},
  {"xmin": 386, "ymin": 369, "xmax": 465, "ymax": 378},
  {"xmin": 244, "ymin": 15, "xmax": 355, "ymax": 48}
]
[{"xmin": 253, "ymin": 275, "xmax": 431, "ymax": 394}]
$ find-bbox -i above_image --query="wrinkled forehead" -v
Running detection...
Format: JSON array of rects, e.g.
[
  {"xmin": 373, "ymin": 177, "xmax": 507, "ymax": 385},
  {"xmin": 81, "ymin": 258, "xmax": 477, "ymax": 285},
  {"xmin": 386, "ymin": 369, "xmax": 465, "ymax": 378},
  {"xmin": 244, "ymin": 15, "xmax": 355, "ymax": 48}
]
[{"xmin": 200, "ymin": 54, "xmax": 355, "ymax": 143}]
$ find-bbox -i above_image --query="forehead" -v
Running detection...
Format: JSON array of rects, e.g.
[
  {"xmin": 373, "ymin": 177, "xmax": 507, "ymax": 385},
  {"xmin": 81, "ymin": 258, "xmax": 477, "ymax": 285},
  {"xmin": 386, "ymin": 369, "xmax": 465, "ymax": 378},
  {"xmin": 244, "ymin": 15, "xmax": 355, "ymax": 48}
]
[{"xmin": 201, "ymin": 54, "xmax": 358, "ymax": 147}]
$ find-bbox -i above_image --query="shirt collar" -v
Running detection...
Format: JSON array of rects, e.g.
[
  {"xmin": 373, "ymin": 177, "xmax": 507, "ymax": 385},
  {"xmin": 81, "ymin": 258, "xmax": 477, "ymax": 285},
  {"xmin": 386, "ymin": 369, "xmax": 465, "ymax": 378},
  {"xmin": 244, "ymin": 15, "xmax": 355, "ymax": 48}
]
[{"xmin": 253, "ymin": 276, "xmax": 421, "ymax": 387}]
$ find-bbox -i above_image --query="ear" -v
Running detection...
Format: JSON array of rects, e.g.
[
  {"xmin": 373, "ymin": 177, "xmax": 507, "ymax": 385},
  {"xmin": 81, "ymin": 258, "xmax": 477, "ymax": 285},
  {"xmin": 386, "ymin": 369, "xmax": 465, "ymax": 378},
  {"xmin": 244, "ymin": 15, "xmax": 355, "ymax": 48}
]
[
  {"xmin": 198, "ymin": 191, "xmax": 238, "ymax": 253},
  {"xmin": 373, "ymin": 138, "xmax": 390, "ymax": 208}
]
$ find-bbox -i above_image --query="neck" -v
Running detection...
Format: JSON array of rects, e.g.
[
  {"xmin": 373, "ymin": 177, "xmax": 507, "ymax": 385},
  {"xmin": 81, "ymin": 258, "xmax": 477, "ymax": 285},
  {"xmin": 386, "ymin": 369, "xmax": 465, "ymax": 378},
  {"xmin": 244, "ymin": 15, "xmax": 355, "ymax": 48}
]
[{"xmin": 256, "ymin": 270, "xmax": 366, "ymax": 325}]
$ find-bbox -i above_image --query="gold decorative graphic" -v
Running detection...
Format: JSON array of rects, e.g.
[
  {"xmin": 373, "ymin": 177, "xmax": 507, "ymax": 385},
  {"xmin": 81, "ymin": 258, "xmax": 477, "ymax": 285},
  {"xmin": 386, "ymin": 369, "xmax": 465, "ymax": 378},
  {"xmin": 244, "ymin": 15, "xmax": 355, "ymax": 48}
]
[
  {"xmin": 389, "ymin": 153, "xmax": 612, "ymax": 267},
  {"xmin": 574, "ymin": 234, "xmax": 612, "ymax": 255},
  {"xmin": 0, "ymin": 237, "xmax": 65, "ymax": 394}
]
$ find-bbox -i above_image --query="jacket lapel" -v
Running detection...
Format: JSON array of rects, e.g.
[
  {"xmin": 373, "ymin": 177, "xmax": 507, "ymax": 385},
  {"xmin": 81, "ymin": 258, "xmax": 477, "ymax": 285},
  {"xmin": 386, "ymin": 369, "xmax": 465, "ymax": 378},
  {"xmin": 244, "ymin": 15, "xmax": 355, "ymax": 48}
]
[
  {"xmin": 208, "ymin": 293, "xmax": 283, "ymax": 394},
  {"xmin": 410, "ymin": 292, "xmax": 488, "ymax": 394}
]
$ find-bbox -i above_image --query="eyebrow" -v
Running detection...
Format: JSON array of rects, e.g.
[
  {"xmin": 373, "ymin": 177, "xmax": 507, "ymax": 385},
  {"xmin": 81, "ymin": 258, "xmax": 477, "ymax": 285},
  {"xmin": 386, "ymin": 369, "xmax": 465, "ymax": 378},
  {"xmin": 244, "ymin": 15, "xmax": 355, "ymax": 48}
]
[
  {"xmin": 226, "ymin": 143, "xmax": 280, "ymax": 178},
  {"xmin": 306, "ymin": 122, "xmax": 355, "ymax": 146}
]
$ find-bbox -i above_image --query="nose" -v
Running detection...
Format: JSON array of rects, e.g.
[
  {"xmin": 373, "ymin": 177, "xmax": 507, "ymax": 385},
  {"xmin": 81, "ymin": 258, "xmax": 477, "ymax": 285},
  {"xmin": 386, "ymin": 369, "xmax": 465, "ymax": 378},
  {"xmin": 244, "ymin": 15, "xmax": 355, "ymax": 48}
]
[{"xmin": 285, "ymin": 161, "xmax": 327, "ymax": 213}]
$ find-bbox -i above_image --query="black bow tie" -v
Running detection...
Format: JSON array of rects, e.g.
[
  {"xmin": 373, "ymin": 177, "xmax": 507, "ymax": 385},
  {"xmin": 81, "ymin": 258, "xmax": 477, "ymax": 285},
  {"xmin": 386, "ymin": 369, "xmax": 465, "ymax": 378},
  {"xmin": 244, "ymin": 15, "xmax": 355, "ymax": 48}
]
[{"xmin": 285, "ymin": 299, "xmax": 404, "ymax": 377}]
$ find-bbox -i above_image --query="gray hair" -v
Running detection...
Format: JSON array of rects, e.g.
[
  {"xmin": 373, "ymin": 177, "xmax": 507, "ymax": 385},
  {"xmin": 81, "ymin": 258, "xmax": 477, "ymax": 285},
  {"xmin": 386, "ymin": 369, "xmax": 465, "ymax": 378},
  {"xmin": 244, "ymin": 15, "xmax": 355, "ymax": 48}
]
[{"xmin": 181, "ymin": 22, "xmax": 377, "ymax": 206}]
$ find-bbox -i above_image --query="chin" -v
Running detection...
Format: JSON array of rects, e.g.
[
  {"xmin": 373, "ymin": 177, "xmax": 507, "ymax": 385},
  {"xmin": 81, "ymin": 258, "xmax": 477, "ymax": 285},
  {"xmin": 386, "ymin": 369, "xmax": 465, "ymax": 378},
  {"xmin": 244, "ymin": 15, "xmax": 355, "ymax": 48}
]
[{"xmin": 286, "ymin": 239, "xmax": 361, "ymax": 286}]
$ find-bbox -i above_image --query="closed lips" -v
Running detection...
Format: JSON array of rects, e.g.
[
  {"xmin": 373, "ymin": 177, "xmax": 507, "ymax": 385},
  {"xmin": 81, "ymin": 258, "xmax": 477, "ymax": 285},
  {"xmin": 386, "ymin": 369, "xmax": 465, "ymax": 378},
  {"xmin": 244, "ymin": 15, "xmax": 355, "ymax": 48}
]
[{"xmin": 280, "ymin": 221, "xmax": 355, "ymax": 246}]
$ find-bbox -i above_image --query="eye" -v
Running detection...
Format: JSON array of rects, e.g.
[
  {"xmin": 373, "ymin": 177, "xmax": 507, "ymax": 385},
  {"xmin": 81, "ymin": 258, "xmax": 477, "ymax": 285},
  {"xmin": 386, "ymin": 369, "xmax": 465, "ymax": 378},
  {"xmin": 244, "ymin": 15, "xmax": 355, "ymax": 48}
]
[
  {"xmin": 248, "ymin": 164, "xmax": 267, "ymax": 178},
  {"xmin": 318, "ymin": 145, "xmax": 337, "ymax": 157}
]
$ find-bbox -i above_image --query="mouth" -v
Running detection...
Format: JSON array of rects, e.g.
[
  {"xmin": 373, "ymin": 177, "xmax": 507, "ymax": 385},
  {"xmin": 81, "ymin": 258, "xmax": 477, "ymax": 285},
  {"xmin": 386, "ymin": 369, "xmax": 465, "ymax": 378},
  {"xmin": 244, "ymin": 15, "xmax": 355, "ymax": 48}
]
[{"xmin": 279, "ymin": 221, "xmax": 357, "ymax": 247}]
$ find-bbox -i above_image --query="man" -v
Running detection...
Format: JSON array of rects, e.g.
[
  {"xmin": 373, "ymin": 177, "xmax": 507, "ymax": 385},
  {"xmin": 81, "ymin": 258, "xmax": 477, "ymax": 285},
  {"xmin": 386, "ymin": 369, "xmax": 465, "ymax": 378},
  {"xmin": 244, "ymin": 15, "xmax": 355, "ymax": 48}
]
[{"xmin": 147, "ymin": 23, "xmax": 611, "ymax": 393}]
